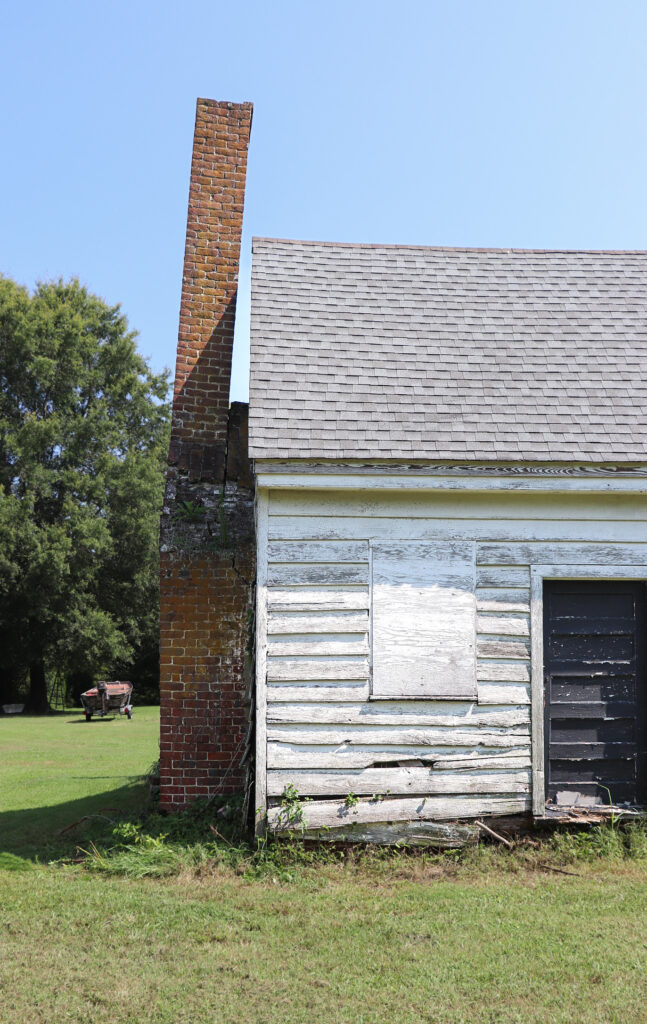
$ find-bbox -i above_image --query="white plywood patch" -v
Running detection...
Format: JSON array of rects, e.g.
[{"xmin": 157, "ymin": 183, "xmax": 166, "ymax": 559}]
[{"xmin": 372, "ymin": 541, "xmax": 476, "ymax": 699}]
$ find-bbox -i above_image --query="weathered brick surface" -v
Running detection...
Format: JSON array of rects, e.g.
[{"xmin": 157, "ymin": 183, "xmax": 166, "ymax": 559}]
[{"xmin": 159, "ymin": 98, "xmax": 255, "ymax": 810}]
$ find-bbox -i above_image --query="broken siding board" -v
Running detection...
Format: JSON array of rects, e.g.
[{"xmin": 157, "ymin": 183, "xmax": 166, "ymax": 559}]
[
  {"xmin": 267, "ymin": 612, "xmax": 369, "ymax": 634},
  {"xmin": 267, "ymin": 588, "xmax": 369, "ymax": 611},
  {"xmin": 266, "ymin": 725, "xmax": 530, "ymax": 746},
  {"xmin": 267, "ymin": 563, "xmax": 369, "ymax": 586},
  {"xmin": 267, "ymin": 795, "xmax": 531, "ymax": 829},
  {"xmin": 430, "ymin": 754, "xmax": 530, "ymax": 771},
  {"xmin": 266, "ymin": 659, "xmax": 368, "ymax": 681},
  {"xmin": 267, "ymin": 637, "xmax": 369, "ymax": 657},
  {"xmin": 299, "ymin": 821, "xmax": 480, "ymax": 847},
  {"xmin": 372, "ymin": 541, "xmax": 476, "ymax": 699},
  {"xmin": 266, "ymin": 702, "xmax": 530, "ymax": 728},
  {"xmin": 267, "ymin": 768, "xmax": 531, "ymax": 797},
  {"xmin": 267, "ymin": 745, "xmax": 530, "ymax": 769}
]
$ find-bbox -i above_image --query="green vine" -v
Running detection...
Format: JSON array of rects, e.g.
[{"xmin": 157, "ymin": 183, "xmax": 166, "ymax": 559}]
[{"xmin": 276, "ymin": 784, "xmax": 309, "ymax": 833}]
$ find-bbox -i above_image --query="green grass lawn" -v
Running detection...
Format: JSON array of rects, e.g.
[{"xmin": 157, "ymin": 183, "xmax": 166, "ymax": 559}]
[
  {"xmin": 3, "ymin": 711, "xmax": 647, "ymax": 1024},
  {"xmin": 0, "ymin": 706, "xmax": 160, "ymax": 859}
]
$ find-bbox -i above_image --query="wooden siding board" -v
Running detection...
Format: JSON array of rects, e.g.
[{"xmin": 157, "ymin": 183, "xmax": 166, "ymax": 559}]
[
  {"xmin": 267, "ymin": 588, "xmax": 369, "ymax": 611},
  {"xmin": 267, "ymin": 768, "xmax": 531, "ymax": 797},
  {"xmin": 266, "ymin": 701, "xmax": 530, "ymax": 727},
  {"xmin": 266, "ymin": 795, "xmax": 531, "ymax": 829},
  {"xmin": 268, "ymin": 563, "xmax": 369, "ymax": 586},
  {"xmin": 266, "ymin": 725, "xmax": 531, "ymax": 746}
]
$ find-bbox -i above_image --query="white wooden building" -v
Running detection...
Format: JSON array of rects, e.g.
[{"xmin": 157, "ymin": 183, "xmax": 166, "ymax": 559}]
[{"xmin": 248, "ymin": 240, "xmax": 647, "ymax": 838}]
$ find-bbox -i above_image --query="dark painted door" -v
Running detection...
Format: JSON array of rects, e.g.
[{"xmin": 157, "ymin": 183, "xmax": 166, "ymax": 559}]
[{"xmin": 544, "ymin": 580, "xmax": 647, "ymax": 806}]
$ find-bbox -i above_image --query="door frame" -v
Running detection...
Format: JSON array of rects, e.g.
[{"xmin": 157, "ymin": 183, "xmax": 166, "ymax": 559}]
[{"xmin": 530, "ymin": 564, "xmax": 647, "ymax": 816}]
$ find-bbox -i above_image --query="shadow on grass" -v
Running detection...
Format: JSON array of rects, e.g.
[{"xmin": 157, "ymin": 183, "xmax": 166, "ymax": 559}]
[{"xmin": 0, "ymin": 779, "xmax": 148, "ymax": 864}]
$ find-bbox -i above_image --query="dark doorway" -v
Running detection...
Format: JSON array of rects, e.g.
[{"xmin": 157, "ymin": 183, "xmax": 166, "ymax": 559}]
[{"xmin": 543, "ymin": 580, "xmax": 647, "ymax": 806}]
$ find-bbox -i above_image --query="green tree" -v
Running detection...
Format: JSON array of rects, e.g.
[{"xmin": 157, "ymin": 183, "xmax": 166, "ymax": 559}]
[{"xmin": 0, "ymin": 276, "xmax": 170, "ymax": 711}]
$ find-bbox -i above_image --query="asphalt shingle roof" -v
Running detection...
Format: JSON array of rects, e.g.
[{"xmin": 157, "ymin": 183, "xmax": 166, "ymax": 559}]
[{"xmin": 248, "ymin": 238, "xmax": 647, "ymax": 461}]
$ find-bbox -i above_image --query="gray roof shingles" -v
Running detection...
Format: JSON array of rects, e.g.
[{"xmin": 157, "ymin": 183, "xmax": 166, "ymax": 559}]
[{"xmin": 248, "ymin": 239, "xmax": 647, "ymax": 462}]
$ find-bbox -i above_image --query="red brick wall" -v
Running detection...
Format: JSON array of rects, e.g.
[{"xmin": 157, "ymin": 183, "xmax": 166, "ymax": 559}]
[{"xmin": 159, "ymin": 98, "xmax": 255, "ymax": 811}]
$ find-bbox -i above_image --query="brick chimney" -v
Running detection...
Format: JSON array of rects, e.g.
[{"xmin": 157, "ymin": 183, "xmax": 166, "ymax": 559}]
[{"xmin": 159, "ymin": 99, "xmax": 255, "ymax": 811}]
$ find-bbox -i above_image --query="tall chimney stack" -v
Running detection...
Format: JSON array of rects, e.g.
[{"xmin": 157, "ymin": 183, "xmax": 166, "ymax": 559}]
[{"xmin": 159, "ymin": 99, "xmax": 255, "ymax": 810}]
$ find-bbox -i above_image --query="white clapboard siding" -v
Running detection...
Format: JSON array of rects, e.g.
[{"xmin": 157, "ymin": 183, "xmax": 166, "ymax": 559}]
[
  {"xmin": 268, "ymin": 489, "xmax": 647, "ymax": 522},
  {"xmin": 268, "ymin": 563, "xmax": 369, "ymax": 586},
  {"xmin": 268, "ymin": 636, "xmax": 369, "ymax": 657},
  {"xmin": 476, "ymin": 638, "xmax": 530, "ymax": 659},
  {"xmin": 268, "ymin": 612, "xmax": 369, "ymax": 634},
  {"xmin": 267, "ymin": 795, "xmax": 531, "ymax": 829},
  {"xmin": 268, "ymin": 588, "xmax": 369, "ymax": 611},
  {"xmin": 266, "ymin": 658, "xmax": 368, "ymax": 682},
  {"xmin": 267, "ymin": 768, "xmax": 531, "ymax": 797},
  {"xmin": 266, "ymin": 701, "xmax": 530, "ymax": 728},
  {"xmin": 476, "ymin": 613, "xmax": 530, "ymax": 636},
  {"xmin": 478, "ymin": 682, "xmax": 531, "ymax": 704},
  {"xmin": 268, "ymin": 540, "xmax": 368, "ymax": 563},
  {"xmin": 476, "ymin": 567, "xmax": 530, "ymax": 588},
  {"xmin": 477, "ymin": 542, "xmax": 647, "ymax": 566},
  {"xmin": 259, "ymin": 483, "xmax": 647, "ymax": 826},
  {"xmin": 268, "ymin": 516, "xmax": 647, "ymax": 543},
  {"xmin": 372, "ymin": 541, "xmax": 476, "ymax": 699},
  {"xmin": 477, "ymin": 660, "xmax": 530, "ymax": 683},
  {"xmin": 430, "ymin": 754, "xmax": 530, "ymax": 771},
  {"xmin": 267, "ymin": 744, "xmax": 531, "ymax": 769},
  {"xmin": 267, "ymin": 683, "xmax": 371, "ymax": 702},
  {"xmin": 476, "ymin": 589, "xmax": 530, "ymax": 613},
  {"xmin": 266, "ymin": 725, "xmax": 530, "ymax": 746}
]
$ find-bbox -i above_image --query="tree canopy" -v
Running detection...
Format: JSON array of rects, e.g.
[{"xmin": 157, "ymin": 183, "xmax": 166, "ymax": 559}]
[{"xmin": 0, "ymin": 276, "xmax": 170, "ymax": 711}]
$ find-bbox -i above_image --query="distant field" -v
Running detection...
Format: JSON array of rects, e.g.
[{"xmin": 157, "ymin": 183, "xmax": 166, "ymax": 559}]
[
  {"xmin": 0, "ymin": 706, "xmax": 159, "ymax": 859},
  {"xmin": 3, "ymin": 709, "xmax": 647, "ymax": 1024}
]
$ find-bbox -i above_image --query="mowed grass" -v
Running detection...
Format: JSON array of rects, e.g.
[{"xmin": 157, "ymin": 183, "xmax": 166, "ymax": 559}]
[
  {"xmin": 0, "ymin": 706, "xmax": 159, "ymax": 859},
  {"xmin": 3, "ymin": 713, "xmax": 647, "ymax": 1023},
  {"xmin": 3, "ymin": 862, "xmax": 647, "ymax": 1024}
]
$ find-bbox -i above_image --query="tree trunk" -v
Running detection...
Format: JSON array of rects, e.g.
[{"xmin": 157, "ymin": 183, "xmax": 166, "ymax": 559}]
[
  {"xmin": 0, "ymin": 667, "xmax": 18, "ymax": 707},
  {"xmin": 25, "ymin": 661, "xmax": 51, "ymax": 713}
]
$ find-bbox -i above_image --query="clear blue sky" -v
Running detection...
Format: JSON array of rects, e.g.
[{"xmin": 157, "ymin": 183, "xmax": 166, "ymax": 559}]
[{"xmin": 2, "ymin": 1, "xmax": 647, "ymax": 401}]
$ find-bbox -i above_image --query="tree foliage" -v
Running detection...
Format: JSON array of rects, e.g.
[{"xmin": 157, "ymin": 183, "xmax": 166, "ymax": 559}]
[{"xmin": 0, "ymin": 276, "xmax": 170, "ymax": 710}]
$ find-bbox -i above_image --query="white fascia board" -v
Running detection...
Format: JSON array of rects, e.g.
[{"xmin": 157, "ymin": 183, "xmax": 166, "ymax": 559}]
[{"xmin": 254, "ymin": 466, "xmax": 647, "ymax": 495}]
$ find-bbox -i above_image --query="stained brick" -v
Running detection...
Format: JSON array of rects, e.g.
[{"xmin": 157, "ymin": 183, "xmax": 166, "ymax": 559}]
[{"xmin": 159, "ymin": 98, "xmax": 255, "ymax": 811}]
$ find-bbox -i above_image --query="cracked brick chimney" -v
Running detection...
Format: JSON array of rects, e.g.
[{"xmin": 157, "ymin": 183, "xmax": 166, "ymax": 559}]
[{"xmin": 159, "ymin": 99, "xmax": 255, "ymax": 810}]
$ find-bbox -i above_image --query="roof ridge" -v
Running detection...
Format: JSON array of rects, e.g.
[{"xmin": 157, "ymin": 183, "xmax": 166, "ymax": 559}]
[{"xmin": 252, "ymin": 236, "xmax": 647, "ymax": 256}]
